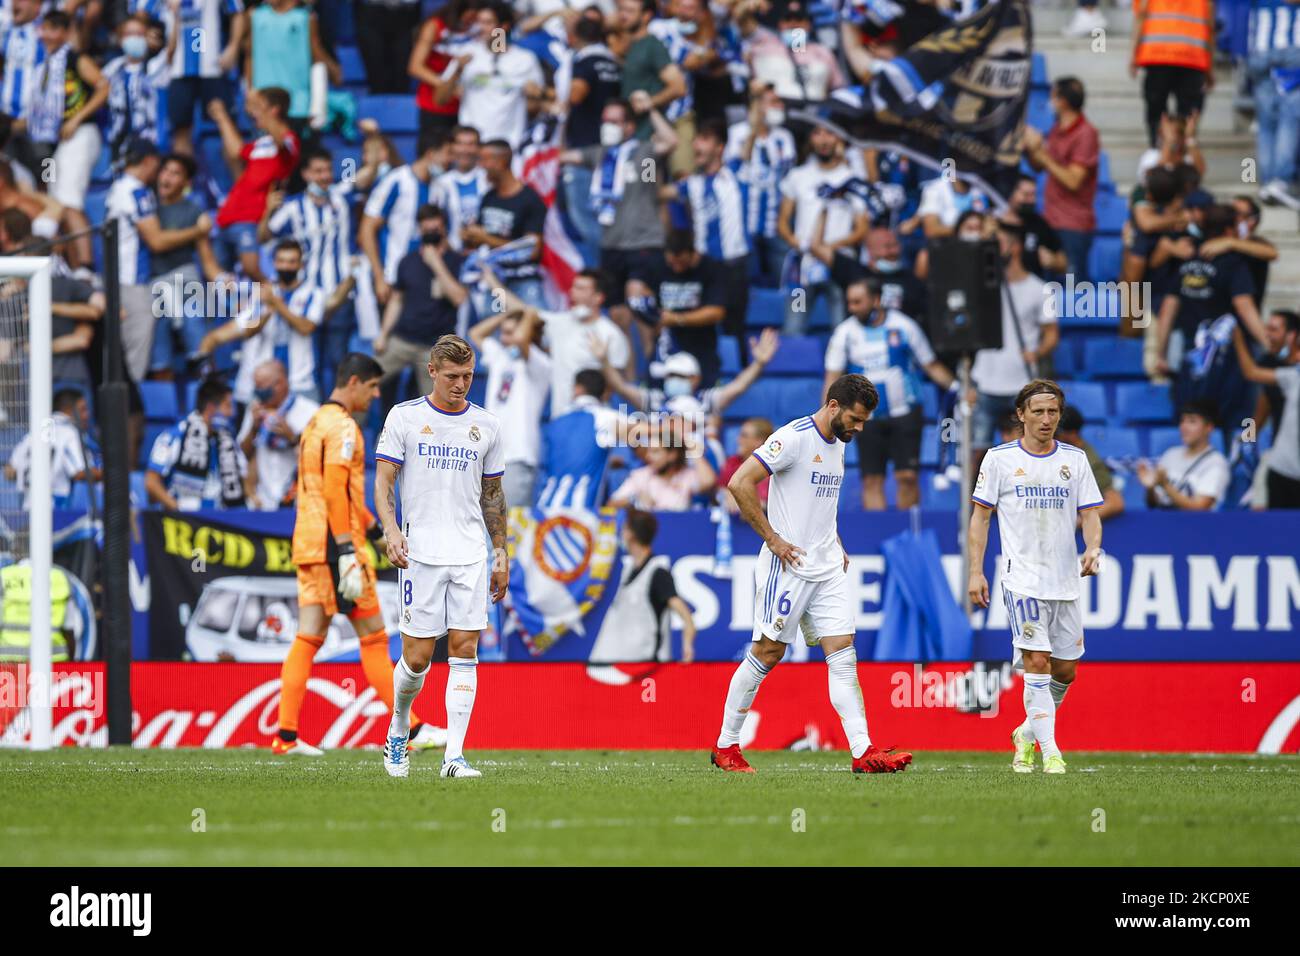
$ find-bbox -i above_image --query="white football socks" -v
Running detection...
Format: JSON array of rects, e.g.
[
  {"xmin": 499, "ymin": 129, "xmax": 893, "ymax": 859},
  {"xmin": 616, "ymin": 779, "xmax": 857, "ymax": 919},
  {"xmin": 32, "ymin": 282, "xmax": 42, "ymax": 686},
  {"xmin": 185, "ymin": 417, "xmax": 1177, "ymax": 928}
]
[
  {"xmin": 825, "ymin": 646, "xmax": 871, "ymax": 759},
  {"xmin": 444, "ymin": 657, "xmax": 478, "ymax": 762},
  {"xmin": 1022, "ymin": 673, "xmax": 1059, "ymax": 758},
  {"xmin": 390, "ymin": 656, "xmax": 428, "ymax": 737},
  {"xmin": 716, "ymin": 651, "xmax": 770, "ymax": 748},
  {"xmin": 1018, "ymin": 677, "xmax": 1069, "ymax": 743}
]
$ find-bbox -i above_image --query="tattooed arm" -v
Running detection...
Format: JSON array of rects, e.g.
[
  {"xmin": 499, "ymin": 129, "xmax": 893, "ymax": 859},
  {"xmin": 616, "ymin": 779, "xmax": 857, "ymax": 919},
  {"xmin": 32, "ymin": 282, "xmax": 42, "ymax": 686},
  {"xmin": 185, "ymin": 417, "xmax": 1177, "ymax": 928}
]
[
  {"xmin": 481, "ymin": 474, "xmax": 508, "ymax": 602},
  {"xmin": 375, "ymin": 459, "xmax": 408, "ymax": 569}
]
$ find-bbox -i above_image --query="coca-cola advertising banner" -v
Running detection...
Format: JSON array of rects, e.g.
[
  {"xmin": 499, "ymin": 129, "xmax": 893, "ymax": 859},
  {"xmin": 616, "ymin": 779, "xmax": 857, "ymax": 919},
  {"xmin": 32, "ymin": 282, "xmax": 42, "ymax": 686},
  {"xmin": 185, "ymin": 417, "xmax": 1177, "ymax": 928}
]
[{"xmin": 4, "ymin": 662, "xmax": 1298, "ymax": 753}]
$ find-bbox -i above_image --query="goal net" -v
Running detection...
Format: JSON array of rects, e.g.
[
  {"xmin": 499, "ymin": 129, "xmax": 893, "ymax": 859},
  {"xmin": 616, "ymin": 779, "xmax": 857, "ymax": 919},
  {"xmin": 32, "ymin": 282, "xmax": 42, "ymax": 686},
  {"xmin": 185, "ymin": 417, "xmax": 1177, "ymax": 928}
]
[{"xmin": 0, "ymin": 257, "xmax": 54, "ymax": 749}]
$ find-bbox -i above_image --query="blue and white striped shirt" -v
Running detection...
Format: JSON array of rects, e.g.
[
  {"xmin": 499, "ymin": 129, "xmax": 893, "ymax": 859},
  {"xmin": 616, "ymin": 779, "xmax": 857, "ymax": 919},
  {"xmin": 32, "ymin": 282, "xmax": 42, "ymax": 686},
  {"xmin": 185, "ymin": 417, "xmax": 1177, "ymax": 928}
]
[
  {"xmin": 363, "ymin": 164, "xmax": 439, "ymax": 282},
  {"xmin": 166, "ymin": 0, "xmax": 243, "ymax": 80},
  {"xmin": 267, "ymin": 181, "xmax": 355, "ymax": 296},
  {"xmin": 0, "ymin": 14, "xmax": 44, "ymax": 119},
  {"xmin": 433, "ymin": 167, "xmax": 489, "ymax": 252},
  {"xmin": 647, "ymin": 18, "xmax": 694, "ymax": 122},
  {"xmin": 724, "ymin": 121, "xmax": 797, "ymax": 239},
  {"xmin": 679, "ymin": 166, "xmax": 750, "ymax": 261},
  {"xmin": 103, "ymin": 52, "xmax": 172, "ymax": 157},
  {"xmin": 1248, "ymin": 0, "xmax": 1300, "ymax": 60},
  {"xmin": 106, "ymin": 172, "xmax": 158, "ymax": 285}
]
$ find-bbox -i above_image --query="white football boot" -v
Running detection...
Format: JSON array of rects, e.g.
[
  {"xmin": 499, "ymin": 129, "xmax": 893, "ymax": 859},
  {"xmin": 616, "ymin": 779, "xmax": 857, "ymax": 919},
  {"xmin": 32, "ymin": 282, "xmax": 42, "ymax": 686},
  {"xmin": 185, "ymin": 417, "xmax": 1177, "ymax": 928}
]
[
  {"xmin": 1011, "ymin": 724, "xmax": 1036, "ymax": 773},
  {"xmin": 383, "ymin": 731, "xmax": 410, "ymax": 778},
  {"xmin": 440, "ymin": 756, "xmax": 482, "ymax": 779}
]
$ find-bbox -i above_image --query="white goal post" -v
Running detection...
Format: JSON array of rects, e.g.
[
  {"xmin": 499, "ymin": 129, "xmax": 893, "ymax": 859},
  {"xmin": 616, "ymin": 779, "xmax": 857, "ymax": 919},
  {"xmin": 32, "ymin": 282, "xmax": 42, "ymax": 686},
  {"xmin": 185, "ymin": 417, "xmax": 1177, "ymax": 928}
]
[{"xmin": 0, "ymin": 256, "xmax": 53, "ymax": 749}]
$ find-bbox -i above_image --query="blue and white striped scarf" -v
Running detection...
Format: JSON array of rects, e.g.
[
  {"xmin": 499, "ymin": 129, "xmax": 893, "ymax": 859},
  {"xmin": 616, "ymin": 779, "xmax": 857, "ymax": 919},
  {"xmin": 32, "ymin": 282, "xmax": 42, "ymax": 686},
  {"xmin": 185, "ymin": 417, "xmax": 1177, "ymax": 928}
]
[{"xmin": 29, "ymin": 43, "xmax": 71, "ymax": 145}]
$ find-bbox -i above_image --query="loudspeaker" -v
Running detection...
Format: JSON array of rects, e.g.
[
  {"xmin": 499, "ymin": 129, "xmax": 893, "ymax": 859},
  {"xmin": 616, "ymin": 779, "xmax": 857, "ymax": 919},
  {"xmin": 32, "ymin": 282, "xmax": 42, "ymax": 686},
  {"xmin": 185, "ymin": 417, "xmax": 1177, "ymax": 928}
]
[{"xmin": 926, "ymin": 238, "xmax": 1003, "ymax": 353}]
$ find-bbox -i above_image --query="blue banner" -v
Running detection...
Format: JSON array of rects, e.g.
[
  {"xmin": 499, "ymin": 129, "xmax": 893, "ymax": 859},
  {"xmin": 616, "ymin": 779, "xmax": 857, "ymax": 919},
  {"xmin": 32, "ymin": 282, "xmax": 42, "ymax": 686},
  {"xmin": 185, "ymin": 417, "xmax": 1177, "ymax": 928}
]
[{"xmin": 60, "ymin": 508, "xmax": 1300, "ymax": 662}]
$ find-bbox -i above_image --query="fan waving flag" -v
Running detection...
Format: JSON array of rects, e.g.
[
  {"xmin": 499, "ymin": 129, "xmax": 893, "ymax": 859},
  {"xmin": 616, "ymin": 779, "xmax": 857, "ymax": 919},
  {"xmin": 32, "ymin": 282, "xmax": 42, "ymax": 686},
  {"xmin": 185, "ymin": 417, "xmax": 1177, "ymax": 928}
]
[
  {"xmin": 828, "ymin": 0, "xmax": 1032, "ymax": 205},
  {"xmin": 519, "ymin": 132, "xmax": 584, "ymax": 308}
]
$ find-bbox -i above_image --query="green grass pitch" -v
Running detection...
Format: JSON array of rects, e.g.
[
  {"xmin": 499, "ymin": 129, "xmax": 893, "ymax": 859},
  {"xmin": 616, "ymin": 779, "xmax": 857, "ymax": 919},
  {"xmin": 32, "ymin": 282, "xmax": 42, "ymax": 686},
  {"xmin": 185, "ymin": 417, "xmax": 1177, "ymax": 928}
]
[{"xmin": 2, "ymin": 749, "xmax": 1296, "ymax": 866}]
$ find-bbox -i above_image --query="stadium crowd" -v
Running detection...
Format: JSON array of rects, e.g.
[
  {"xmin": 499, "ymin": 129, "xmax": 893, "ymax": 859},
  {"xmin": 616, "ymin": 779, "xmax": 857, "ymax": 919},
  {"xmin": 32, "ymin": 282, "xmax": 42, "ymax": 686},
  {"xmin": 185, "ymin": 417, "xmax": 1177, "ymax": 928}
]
[{"xmin": 2, "ymin": 0, "xmax": 1298, "ymax": 520}]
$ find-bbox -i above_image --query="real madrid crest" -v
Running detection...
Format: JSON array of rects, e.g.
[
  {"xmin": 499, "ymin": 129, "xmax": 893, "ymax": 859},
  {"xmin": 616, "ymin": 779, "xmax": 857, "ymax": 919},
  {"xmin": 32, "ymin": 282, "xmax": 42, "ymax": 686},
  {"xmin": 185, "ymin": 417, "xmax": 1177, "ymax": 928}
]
[
  {"xmin": 773, "ymin": 618, "xmax": 785, "ymax": 632},
  {"xmin": 1059, "ymin": 465, "xmax": 1070, "ymax": 481},
  {"xmin": 469, "ymin": 424, "xmax": 481, "ymax": 442}
]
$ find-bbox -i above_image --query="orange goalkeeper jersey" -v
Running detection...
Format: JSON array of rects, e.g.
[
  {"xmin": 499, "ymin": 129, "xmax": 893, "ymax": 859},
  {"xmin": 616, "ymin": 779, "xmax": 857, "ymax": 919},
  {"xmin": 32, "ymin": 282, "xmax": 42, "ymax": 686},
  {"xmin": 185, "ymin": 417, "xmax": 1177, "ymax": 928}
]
[{"xmin": 291, "ymin": 401, "xmax": 371, "ymax": 566}]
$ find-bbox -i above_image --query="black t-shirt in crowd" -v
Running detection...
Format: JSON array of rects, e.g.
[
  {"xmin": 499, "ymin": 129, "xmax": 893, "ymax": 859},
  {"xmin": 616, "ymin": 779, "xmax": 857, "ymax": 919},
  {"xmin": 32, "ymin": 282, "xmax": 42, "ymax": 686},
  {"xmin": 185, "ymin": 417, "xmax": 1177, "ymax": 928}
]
[
  {"xmin": 478, "ymin": 184, "xmax": 548, "ymax": 280},
  {"xmin": 392, "ymin": 247, "xmax": 465, "ymax": 345},
  {"xmin": 1018, "ymin": 209, "xmax": 1064, "ymax": 280},
  {"xmin": 1174, "ymin": 248, "xmax": 1255, "ymax": 340},
  {"xmin": 654, "ymin": 256, "xmax": 727, "ymax": 386},
  {"xmin": 52, "ymin": 275, "xmax": 95, "ymax": 384},
  {"xmin": 568, "ymin": 47, "xmax": 622, "ymax": 148},
  {"xmin": 829, "ymin": 252, "xmax": 929, "ymax": 325}
]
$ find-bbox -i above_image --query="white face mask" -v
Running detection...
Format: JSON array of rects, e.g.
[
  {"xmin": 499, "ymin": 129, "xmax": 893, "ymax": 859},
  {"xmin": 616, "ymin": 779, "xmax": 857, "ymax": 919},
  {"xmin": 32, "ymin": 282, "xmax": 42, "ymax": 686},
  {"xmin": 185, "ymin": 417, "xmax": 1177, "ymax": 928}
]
[
  {"xmin": 764, "ymin": 108, "xmax": 786, "ymax": 127},
  {"xmin": 664, "ymin": 376, "xmax": 693, "ymax": 398},
  {"xmin": 600, "ymin": 122, "xmax": 625, "ymax": 147},
  {"xmin": 1237, "ymin": 220, "xmax": 1251, "ymax": 239},
  {"xmin": 677, "ymin": 18, "xmax": 698, "ymax": 35}
]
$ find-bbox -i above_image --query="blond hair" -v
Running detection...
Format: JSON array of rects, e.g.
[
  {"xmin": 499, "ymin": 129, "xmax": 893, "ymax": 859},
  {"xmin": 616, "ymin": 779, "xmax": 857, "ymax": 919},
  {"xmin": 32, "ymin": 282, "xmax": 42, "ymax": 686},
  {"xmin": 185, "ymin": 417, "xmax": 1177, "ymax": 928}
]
[{"xmin": 429, "ymin": 334, "xmax": 475, "ymax": 369}]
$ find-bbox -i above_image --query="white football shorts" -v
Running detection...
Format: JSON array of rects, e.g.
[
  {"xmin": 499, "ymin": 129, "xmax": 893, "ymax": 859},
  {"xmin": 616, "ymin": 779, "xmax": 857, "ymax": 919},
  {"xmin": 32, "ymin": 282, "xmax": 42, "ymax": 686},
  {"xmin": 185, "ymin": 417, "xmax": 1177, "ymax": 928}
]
[
  {"xmin": 752, "ymin": 552, "xmax": 854, "ymax": 645},
  {"xmin": 398, "ymin": 559, "xmax": 490, "ymax": 638},
  {"xmin": 1001, "ymin": 585, "xmax": 1084, "ymax": 670}
]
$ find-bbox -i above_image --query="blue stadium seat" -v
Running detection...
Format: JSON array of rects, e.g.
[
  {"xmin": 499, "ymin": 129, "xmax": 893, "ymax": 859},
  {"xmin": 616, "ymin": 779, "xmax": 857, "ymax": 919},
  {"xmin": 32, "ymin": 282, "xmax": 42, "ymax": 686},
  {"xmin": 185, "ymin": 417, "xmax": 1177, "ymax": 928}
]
[
  {"xmin": 1094, "ymin": 191, "xmax": 1128, "ymax": 235},
  {"xmin": 722, "ymin": 377, "xmax": 784, "ymax": 422},
  {"xmin": 467, "ymin": 377, "xmax": 486, "ymax": 408},
  {"xmin": 1085, "ymin": 425, "xmax": 1140, "ymax": 459},
  {"xmin": 1097, "ymin": 152, "xmax": 1114, "ymax": 190},
  {"xmin": 1082, "ymin": 336, "xmax": 1145, "ymax": 379},
  {"xmin": 359, "ymin": 95, "xmax": 418, "ymax": 133},
  {"xmin": 1059, "ymin": 380, "xmax": 1108, "ymax": 420},
  {"xmin": 1027, "ymin": 91, "xmax": 1052, "ymax": 133},
  {"xmin": 920, "ymin": 423, "xmax": 939, "ymax": 467},
  {"xmin": 184, "ymin": 379, "xmax": 199, "ymax": 414},
  {"xmin": 1088, "ymin": 236, "xmax": 1123, "ymax": 283},
  {"xmin": 1116, "ymin": 381, "xmax": 1173, "ymax": 423},
  {"xmin": 844, "ymin": 437, "xmax": 858, "ymax": 467},
  {"xmin": 337, "ymin": 46, "xmax": 366, "ymax": 85},
  {"xmin": 84, "ymin": 188, "xmax": 109, "ymax": 233},
  {"xmin": 139, "ymin": 381, "xmax": 179, "ymax": 422},
  {"xmin": 1053, "ymin": 338, "xmax": 1078, "ymax": 379},
  {"xmin": 783, "ymin": 377, "xmax": 824, "ymax": 413},
  {"xmin": 923, "ymin": 468, "xmax": 961, "ymax": 511},
  {"xmin": 90, "ymin": 146, "xmax": 113, "ymax": 186},
  {"xmin": 746, "ymin": 287, "xmax": 786, "ymax": 328},
  {"xmin": 722, "ymin": 423, "xmax": 741, "ymax": 454},
  {"xmin": 765, "ymin": 335, "xmax": 825, "ymax": 376},
  {"xmin": 718, "ymin": 335, "xmax": 741, "ymax": 376},
  {"xmin": 1030, "ymin": 52, "xmax": 1049, "ymax": 90},
  {"xmin": 1120, "ymin": 472, "xmax": 1149, "ymax": 511}
]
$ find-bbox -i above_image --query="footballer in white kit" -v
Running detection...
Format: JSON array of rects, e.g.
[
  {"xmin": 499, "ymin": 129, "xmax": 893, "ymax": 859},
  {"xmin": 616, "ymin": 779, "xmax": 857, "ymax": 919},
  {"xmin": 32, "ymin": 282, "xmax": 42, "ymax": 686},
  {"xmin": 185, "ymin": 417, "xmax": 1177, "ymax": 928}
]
[
  {"xmin": 374, "ymin": 335, "xmax": 510, "ymax": 780},
  {"xmin": 967, "ymin": 380, "xmax": 1104, "ymax": 775},
  {"xmin": 712, "ymin": 374, "xmax": 913, "ymax": 774}
]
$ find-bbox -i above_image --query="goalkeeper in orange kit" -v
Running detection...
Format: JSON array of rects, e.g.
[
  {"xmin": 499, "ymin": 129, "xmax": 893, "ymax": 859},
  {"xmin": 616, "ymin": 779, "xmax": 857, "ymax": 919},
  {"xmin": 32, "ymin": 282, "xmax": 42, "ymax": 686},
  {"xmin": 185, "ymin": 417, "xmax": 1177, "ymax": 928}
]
[{"xmin": 273, "ymin": 353, "xmax": 444, "ymax": 755}]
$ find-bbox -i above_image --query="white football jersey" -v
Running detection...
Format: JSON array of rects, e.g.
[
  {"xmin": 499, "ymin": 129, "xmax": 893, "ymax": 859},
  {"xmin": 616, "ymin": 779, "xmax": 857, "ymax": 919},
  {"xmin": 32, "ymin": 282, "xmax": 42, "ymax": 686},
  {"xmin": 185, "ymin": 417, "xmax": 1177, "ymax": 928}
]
[
  {"xmin": 375, "ymin": 397, "xmax": 505, "ymax": 566},
  {"xmin": 972, "ymin": 439, "xmax": 1103, "ymax": 601},
  {"xmin": 751, "ymin": 416, "xmax": 846, "ymax": 582}
]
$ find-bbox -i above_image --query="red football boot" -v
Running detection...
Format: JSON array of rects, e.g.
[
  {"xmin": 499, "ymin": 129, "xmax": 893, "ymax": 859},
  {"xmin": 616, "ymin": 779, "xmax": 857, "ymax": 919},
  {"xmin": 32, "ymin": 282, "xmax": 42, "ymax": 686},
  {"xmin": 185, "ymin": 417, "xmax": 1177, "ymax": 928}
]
[
  {"xmin": 711, "ymin": 744, "xmax": 756, "ymax": 773},
  {"xmin": 852, "ymin": 745, "xmax": 913, "ymax": 774}
]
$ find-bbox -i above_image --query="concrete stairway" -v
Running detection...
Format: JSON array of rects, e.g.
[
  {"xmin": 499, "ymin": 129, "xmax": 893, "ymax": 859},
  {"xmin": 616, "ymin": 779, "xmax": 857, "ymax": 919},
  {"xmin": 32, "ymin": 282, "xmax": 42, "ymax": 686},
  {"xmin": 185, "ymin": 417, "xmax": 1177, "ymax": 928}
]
[{"xmin": 1030, "ymin": 0, "xmax": 1299, "ymax": 312}]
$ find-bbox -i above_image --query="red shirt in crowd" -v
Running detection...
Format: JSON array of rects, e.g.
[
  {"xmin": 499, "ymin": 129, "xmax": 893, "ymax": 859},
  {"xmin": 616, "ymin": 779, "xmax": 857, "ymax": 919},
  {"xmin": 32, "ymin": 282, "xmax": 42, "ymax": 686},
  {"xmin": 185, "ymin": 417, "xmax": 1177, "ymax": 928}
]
[
  {"xmin": 719, "ymin": 454, "xmax": 769, "ymax": 505},
  {"xmin": 217, "ymin": 129, "xmax": 301, "ymax": 228},
  {"xmin": 1043, "ymin": 113, "xmax": 1099, "ymax": 233},
  {"xmin": 415, "ymin": 18, "xmax": 459, "ymax": 117}
]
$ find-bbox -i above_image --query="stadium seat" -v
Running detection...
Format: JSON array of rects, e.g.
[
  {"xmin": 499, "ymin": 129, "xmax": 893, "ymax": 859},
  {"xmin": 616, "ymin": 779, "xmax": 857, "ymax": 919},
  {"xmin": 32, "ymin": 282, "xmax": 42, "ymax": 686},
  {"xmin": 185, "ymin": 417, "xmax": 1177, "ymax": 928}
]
[
  {"xmin": 1059, "ymin": 380, "xmax": 1108, "ymax": 421},
  {"xmin": 1087, "ymin": 236, "xmax": 1123, "ymax": 284},
  {"xmin": 358, "ymin": 95, "xmax": 418, "ymax": 133},
  {"xmin": 184, "ymin": 379, "xmax": 199, "ymax": 414},
  {"xmin": 1053, "ymin": 338, "xmax": 1078, "ymax": 379},
  {"xmin": 722, "ymin": 423, "xmax": 741, "ymax": 453},
  {"xmin": 1085, "ymin": 425, "xmax": 1140, "ymax": 459},
  {"xmin": 746, "ymin": 287, "xmax": 786, "ymax": 328},
  {"xmin": 764, "ymin": 335, "xmax": 825, "ymax": 376},
  {"xmin": 844, "ymin": 437, "xmax": 858, "ymax": 467},
  {"xmin": 1030, "ymin": 52, "xmax": 1049, "ymax": 90},
  {"xmin": 783, "ymin": 376, "xmax": 824, "ymax": 413},
  {"xmin": 1116, "ymin": 381, "xmax": 1173, "ymax": 423},
  {"xmin": 923, "ymin": 467, "xmax": 961, "ymax": 511},
  {"xmin": 1097, "ymin": 152, "xmax": 1114, "ymax": 191},
  {"xmin": 139, "ymin": 381, "xmax": 179, "ymax": 422},
  {"xmin": 1120, "ymin": 471, "xmax": 1149, "ymax": 511},
  {"xmin": 337, "ymin": 46, "xmax": 366, "ymax": 85},
  {"xmin": 1027, "ymin": 91, "xmax": 1052, "ymax": 133},
  {"xmin": 1094, "ymin": 191, "xmax": 1128, "ymax": 235},
  {"xmin": 718, "ymin": 335, "xmax": 741, "ymax": 376},
  {"xmin": 90, "ymin": 147, "xmax": 113, "ymax": 186},
  {"xmin": 1082, "ymin": 336, "xmax": 1145, "ymax": 379},
  {"xmin": 920, "ymin": 423, "xmax": 939, "ymax": 467},
  {"xmin": 722, "ymin": 377, "xmax": 784, "ymax": 422}
]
